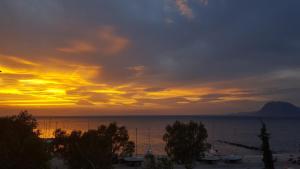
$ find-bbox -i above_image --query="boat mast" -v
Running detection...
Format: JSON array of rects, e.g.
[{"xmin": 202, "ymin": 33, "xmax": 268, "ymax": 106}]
[
  {"xmin": 135, "ymin": 128, "xmax": 138, "ymax": 156},
  {"xmin": 148, "ymin": 128, "xmax": 151, "ymax": 151}
]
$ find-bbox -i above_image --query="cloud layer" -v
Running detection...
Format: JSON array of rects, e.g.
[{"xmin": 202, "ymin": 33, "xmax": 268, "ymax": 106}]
[{"xmin": 0, "ymin": 0, "xmax": 300, "ymax": 115}]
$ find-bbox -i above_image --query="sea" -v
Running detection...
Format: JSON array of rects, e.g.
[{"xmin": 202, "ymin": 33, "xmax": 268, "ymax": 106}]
[{"xmin": 37, "ymin": 116, "xmax": 300, "ymax": 155}]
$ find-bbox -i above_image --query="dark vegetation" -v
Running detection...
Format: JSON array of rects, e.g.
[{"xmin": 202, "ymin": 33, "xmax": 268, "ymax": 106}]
[
  {"xmin": 52, "ymin": 123, "xmax": 135, "ymax": 169},
  {"xmin": 163, "ymin": 121, "xmax": 210, "ymax": 169},
  {"xmin": 144, "ymin": 153, "xmax": 174, "ymax": 169},
  {"xmin": 0, "ymin": 111, "xmax": 51, "ymax": 169},
  {"xmin": 0, "ymin": 112, "xmax": 277, "ymax": 169},
  {"xmin": 259, "ymin": 122, "xmax": 275, "ymax": 169}
]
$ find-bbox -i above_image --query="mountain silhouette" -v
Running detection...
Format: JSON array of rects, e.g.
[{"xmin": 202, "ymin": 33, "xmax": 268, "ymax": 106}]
[{"xmin": 236, "ymin": 101, "xmax": 300, "ymax": 117}]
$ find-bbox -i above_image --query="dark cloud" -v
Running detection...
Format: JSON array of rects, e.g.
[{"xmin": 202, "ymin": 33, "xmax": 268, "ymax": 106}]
[
  {"xmin": 155, "ymin": 0, "xmax": 300, "ymax": 83},
  {"xmin": 199, "ymin": 93, "xmax": 228, "ymax": 102}
]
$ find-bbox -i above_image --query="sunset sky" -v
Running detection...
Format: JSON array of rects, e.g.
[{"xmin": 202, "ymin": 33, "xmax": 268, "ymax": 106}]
[{"xmin": 0, "ymin": 0, "xmax": 300, "ymax": 115}]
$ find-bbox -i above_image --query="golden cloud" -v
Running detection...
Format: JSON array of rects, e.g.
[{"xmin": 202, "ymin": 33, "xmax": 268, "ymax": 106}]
[
  {"xmin": 0, "ymin": 55, "xmax": 101, "ymax": 106},
  {"xmin": 0, "ymin": 55, "xmax": 254, "ymax": 109}
]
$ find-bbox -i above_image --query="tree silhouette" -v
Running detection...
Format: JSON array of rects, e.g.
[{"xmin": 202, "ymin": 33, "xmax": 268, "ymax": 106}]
[
  {"xmin": 163, "ymin": 121, "xmax": 209, "ymax": 169},
  {"xmin": 97, "ymin": 122, "xmax": 131, "ymax": 157},
  {"xmin": 52, "ymin": 122, "xmax": 134, "ymax": 169},
  {"xmin": 53, "ymin": 129, "xmax": 111, "ymax": 169},
  {"xmin": 120, "ymin": 141, "xmax": 135, "ymax": 157},
  {"xmin": 0, "ymin": 111, "xmax": 50, "ymax": 169},
  {"xmin": 258, "ymin": 122, "xmax": 274, "ymax": 169}
]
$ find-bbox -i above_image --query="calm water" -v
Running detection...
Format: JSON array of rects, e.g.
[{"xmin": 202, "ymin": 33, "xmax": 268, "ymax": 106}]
[{"xmin": 37, "ymin": 116, "xmax": 300, "ymax": 155}]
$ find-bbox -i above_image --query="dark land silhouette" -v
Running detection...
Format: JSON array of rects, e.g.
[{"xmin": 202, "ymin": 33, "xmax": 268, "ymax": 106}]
[{"xmin": 235, "ymin": 101, "xmax": 300, "ymax": 117}]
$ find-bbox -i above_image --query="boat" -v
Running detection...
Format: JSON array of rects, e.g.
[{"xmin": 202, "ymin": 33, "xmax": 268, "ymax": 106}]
[
  {"xmin": 201, "ymin": 155, "xmax": 221, "ymax": 164},
  {"xmin": 123, "ymin": 156, "xmax": 144, "ymax": 166},
  {"xmin": 123, "ymin": 128, "xmax": 144, "ymax": 166},
  {"xmin": 198, "ymin": 151, "xmax": 221, "ymax": 164},
  {"xmin": 222, "ymin": 155, "xmax": 242, "ymax": 163}
]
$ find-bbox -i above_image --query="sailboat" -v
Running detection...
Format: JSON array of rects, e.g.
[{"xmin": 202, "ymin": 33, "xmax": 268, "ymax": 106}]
[
  {"xmin": 222, "ymin": 127, "xmax": 242, "ymax": 163},
  {"xmin": 200, "ymin": 147, "xmax": 221, "ymax": 164},
  {"xmin": 123, "ymin": 128, "xmax": 144, "ymax": 166},
  {"xmin": 198, "ymin": 122, "xmax": 221, "ymax": 164}
]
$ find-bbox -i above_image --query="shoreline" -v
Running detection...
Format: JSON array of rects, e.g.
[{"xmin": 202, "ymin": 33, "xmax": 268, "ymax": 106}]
[{"xmin": 51, "ymin": 153, "xmax": 300, "ymax": 169}]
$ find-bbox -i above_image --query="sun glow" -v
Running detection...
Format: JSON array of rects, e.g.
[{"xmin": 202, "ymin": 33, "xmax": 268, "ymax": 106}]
[
  {"xmin": 0, "ymin": 55, "xmax": 250, "ymax": 109},
  {"xmin": 0, "ymin": 56, "xmax": 102, "ymax": 107}
]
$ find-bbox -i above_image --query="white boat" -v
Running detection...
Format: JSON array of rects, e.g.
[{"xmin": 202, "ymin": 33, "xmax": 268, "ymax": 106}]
[
  {"xmin": 200, "ymin": 152, "xmax": 221, "ymax": 164},
  {"xmin": 202, "ymin": 155, "xmax": 221, "ymax": 163},
  {"xmin": 222, "ymin": 155, "xmax": 242, "ymax": 163}
]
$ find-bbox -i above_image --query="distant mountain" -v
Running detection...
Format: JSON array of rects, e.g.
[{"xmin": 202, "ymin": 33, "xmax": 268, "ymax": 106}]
[{"xmin": 236, "ymin": 101, "xmax": 300, "ymax": 117}]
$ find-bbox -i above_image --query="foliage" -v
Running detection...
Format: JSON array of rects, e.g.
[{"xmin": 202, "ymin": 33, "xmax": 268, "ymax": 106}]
[
  {"xmin": 163, "ymin": 121, "xmax": 209, "ymax": 169},
  {"xmin": 157, "ymin": 158, "xmax": 174, "ymax": 169},
  {"xmin": 52, "ymin": 122, "xmax": 134, "ymax": 169},
  {"xmin": 120, "ymin": 141, "xmax": 135, "ymax": 157},
  {"xmin": 97, "ymin": 122, "xmax": 130, "ymax": 156},
  {"xmin": 0, "ymin": 111, "xmax": 51, "ymax": 169},
  {"xmin": 144, "ymin": 154, "xmax": 174, "ymax": 169},
  {"xmin": 144, "ymin": 153, "xmax": 157, "ymax": 169},
  {"xmin": 53, "ymin": 129, "xmax": 111, "ymax": 169},
  {"xmin": 258, "ymin": 122, "xmax": 275, "ymax": 169},
  {"xmin": 52, "ymin": 128, "xmax": 68, "ymax": 154}
]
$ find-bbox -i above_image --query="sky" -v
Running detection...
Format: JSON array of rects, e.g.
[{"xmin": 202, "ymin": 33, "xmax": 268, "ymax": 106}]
[{"xmin": 0, "ymin": 0, "xmax": 300, "ymax": 116}]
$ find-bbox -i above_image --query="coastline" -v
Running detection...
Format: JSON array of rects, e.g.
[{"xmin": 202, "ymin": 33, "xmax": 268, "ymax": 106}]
[{"xmin": 51, "ymin": 153, "xmax": 300, "ymax": 169}]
